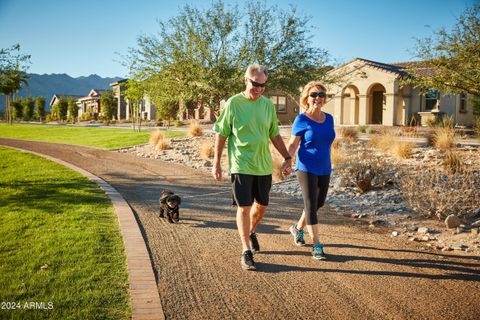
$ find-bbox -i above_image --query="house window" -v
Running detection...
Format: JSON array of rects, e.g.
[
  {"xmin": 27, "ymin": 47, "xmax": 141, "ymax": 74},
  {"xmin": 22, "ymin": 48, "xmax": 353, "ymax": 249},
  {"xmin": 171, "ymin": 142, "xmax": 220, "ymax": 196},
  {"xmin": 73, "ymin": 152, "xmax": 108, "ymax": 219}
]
[
  {"xmin": 459, "ymin": 93, "xmax": 467, "ymax": 112},
  {"xmin": 269, "ymin": 95, "xmax": 287, "ymax": 113},
  {"xmin": 425, "ymin": 89, "xmax": 439, "ymax": 111}
]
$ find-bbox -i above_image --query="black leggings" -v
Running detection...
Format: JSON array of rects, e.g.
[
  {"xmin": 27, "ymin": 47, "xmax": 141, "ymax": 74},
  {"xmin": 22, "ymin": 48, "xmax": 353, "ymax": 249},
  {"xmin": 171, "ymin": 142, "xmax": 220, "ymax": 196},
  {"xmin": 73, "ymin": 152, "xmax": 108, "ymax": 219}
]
[{"xmin": 296, "ymin": 170, "xmax": 330, "ymax": 225}]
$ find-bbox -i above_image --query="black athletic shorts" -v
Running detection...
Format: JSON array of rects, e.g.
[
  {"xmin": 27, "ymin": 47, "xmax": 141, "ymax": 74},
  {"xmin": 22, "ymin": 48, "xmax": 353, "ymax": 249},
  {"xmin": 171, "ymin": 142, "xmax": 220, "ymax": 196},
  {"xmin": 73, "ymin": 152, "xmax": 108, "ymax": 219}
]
[{"xmin": 231, "ymin": 174, "xmax": 272, "ymax": 207}]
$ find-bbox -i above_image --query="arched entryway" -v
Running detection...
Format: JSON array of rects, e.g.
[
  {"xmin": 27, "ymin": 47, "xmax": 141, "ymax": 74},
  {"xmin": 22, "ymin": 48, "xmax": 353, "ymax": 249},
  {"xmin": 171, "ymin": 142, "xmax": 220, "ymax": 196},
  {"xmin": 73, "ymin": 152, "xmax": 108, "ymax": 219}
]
[
  {"xmin": 341, "ymin": 85, "xmax": 360, "ymax": 125},
  {"xmin": 368, "ymin": 83, "xmax": 386, "ymax": 124}
]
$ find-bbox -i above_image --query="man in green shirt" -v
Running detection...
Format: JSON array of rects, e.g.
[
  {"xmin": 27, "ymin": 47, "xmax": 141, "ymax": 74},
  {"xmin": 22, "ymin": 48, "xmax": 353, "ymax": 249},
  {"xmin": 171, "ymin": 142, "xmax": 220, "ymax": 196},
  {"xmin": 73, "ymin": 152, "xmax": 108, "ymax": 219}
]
[{"xmin": 212, "ymin": 64, "xmax": 292, "ymax": 271}]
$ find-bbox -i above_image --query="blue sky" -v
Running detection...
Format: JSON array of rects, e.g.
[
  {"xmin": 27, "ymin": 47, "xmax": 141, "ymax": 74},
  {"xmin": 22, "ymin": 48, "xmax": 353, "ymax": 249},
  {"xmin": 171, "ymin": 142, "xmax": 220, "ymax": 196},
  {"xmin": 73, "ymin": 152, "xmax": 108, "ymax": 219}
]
[{"xmin": 0, "ymin": 0, "xmax": 474, "ymax": 78}]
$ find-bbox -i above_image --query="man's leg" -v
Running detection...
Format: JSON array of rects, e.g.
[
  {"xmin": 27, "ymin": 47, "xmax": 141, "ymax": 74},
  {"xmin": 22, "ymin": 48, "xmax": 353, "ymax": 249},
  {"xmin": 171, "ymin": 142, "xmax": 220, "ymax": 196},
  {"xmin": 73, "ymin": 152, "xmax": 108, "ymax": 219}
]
[
  {"xmin": 237, "ymin": 205, "xmax": 252, "ymax": 252},
  {"xmin": 249, "ymin": 202, "xmax": 267, "ymax": 234}
]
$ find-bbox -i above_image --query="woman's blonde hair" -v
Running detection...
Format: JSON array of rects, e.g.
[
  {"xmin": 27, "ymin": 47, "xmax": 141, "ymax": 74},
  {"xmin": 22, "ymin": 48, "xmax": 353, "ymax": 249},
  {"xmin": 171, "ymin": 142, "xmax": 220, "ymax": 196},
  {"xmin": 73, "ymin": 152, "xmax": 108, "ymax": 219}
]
[{"xmin": 300, "ymin": 81, "xmax": 326, "ymax": 111}]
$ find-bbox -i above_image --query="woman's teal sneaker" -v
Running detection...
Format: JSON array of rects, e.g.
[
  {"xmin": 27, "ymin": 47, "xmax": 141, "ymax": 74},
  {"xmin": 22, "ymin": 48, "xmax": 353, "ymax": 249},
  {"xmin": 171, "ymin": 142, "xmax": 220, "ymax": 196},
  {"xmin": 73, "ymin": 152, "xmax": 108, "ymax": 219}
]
[{"xmin": 312, "ymin": 243, "xmax": 326, "ymax": 260}]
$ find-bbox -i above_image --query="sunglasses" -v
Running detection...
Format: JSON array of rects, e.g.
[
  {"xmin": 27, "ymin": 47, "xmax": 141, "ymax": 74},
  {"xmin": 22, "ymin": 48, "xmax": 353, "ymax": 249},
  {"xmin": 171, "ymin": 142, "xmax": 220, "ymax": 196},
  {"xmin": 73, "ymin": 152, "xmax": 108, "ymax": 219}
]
[
  {"xmin": 248, "ymin": 78, "xmax": 267, "ymax": 88},
  {"xmin": 309, "ymin": 91, "xmax": 326, "ymax": 98}
]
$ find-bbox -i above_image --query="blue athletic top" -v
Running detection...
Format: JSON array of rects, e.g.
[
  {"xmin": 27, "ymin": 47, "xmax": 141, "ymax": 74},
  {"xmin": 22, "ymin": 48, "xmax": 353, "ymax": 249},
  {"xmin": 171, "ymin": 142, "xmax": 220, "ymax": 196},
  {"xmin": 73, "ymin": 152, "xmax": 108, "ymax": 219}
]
[{"xmin": 292, "ymin": 112, "xmax": 336, "ymax": 176}]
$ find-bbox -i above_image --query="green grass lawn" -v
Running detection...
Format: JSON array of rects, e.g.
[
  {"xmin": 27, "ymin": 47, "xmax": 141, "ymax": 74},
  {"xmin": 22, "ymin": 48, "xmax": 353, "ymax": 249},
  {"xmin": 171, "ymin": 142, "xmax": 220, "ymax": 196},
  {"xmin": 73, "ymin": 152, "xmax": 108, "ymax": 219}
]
[
  {"xmin": 0, "ymin": 147, "xmax": 131, "ymax": 319},
  {"xmin": 0, "ymin": 123, "xmax": 185, "ymax": 149}
]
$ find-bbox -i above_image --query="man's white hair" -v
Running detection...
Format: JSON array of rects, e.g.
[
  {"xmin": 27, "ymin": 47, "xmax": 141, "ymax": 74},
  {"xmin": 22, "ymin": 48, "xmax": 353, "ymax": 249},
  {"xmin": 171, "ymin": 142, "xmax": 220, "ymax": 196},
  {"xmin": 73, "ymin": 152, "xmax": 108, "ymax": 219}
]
[{"xmin": 244, "ymin": 64, "xmax": 268, "ymax": 79}]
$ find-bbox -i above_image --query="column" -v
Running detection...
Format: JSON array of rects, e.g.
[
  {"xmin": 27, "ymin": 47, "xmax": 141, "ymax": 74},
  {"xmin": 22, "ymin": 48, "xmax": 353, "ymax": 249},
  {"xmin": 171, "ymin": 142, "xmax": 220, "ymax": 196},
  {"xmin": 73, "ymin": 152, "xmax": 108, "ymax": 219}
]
[
  {"xmin": 358, "ymin": 94, "xmax": 368, "ymax": 125},
  {"xmin": 384, "ymin": 93, "xmax": 397, "ymax": 126}
]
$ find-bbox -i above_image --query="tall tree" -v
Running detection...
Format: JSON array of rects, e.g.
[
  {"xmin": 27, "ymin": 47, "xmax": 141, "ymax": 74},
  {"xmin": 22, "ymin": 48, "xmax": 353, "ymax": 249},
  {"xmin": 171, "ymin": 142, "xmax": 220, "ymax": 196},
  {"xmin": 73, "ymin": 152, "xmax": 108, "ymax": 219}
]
[
  {"xmin": 406, "ymin": 4, "xmax": 480, "ymax": 97},
  {"xmin": 239, "ymin": 2, "xmax": 329, "ymax": 96},
  {"xmin": 67, "ymin": 98, "xmax": 78, "ymax": 123},
  {"xmin": 22, "ymin": 97, "xmax": 35, "ymax": 121},
  {"xmin": 125, "ymin": 0, "xmax": 329, "ymax": 118},
  {"xmin": 57, "ymin": 98, "xmax": 68, "ymax": 121},
  {"xmin": 100, "ymin": 90, "xmax": 116, "ymax": 125},
  {"xmin": 35, "ymin": 96, "xmax": 46, "ymax": 121},
  {"xmin": 11, "ymin": 100, "xmax": 22, "ymax": 120},
  {"xmin": 121, "ymin": 80, "xmax": 145, "ymax": 131},
  {"xmin": 0, "ymin": 44, "xmax": 30, "ymax": 124}
]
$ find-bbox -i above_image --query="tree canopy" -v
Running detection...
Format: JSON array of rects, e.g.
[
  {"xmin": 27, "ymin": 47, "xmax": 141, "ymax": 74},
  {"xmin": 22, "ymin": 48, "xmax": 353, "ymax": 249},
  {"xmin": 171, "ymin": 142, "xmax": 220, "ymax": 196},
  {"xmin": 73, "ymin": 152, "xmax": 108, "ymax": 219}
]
[
  {"xmin": 0, "ymin": 44, "xmax": 30, "ymax": 123},
  {"xmin": 125, "ymin": 0, "xmax": 330, "ymax": 118},
  {"xmin": 406, "ymin": 4, "xmax": 480, "ymax": 96}
]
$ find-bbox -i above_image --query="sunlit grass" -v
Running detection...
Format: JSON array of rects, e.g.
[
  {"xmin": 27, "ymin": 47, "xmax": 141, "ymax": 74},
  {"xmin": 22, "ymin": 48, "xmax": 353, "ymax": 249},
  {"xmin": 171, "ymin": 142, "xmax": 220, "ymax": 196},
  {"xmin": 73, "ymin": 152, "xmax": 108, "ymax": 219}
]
[
  {"xmin": 0, "ymin": 123, "xmax": 185, "ymax": 149},
  {"xmin": 0, "ymin": 147, "xmax": 130, "ymax": 319}
]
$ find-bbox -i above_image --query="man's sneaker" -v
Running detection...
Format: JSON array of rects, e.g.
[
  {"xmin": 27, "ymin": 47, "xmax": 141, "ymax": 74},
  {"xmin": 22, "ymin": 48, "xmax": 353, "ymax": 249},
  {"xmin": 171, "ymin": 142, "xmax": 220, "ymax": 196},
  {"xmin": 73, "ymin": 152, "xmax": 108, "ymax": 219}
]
[
  {"xmin": 289, "ymin": 225, "xmax": 306, "ymax": 246},
  {"xmin": 312, "ymin": 243, "xmax": 327, "ymax": 260},
  {"xmin": 240, "ymin": 250, "xmax": 256, "ymax": 270},
  {"xmin": 249, "ymin": 232, "xmax": 260, "ymax": 253}
]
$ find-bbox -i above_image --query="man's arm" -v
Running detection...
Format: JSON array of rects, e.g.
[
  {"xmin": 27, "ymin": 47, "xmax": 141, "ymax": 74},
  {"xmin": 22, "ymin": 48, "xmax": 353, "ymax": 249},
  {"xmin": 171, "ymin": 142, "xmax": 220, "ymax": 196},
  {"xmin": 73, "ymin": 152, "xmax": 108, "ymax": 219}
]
[
  {"xmin": 270, "ymin": 134, "xmax": 292, "ymax": 176},
  {"xmin": 212, "ymin": 133, "xmax": 227, "ymax": 181}
]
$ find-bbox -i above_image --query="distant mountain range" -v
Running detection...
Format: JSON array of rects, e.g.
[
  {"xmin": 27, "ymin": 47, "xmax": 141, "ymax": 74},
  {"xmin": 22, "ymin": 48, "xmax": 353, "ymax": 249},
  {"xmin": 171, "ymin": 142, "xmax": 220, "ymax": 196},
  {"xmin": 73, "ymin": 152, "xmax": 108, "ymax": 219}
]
[{"xmin": 0, "ymin": 73, "xmax": 122, "ymax": 111}]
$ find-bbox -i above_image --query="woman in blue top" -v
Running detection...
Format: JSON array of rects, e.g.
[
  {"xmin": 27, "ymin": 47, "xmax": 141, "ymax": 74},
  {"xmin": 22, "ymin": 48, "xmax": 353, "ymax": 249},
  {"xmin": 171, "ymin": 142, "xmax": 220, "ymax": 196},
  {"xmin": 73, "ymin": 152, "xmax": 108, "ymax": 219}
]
[{"xmin": 284, "ymin": 81, "xmax": 335, "ymax": 260}]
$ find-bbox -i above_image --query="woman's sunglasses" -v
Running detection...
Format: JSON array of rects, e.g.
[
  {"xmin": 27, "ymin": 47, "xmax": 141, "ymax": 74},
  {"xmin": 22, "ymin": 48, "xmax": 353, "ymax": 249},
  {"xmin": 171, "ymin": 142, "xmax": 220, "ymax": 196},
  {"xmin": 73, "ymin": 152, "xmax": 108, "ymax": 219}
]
[
  {"xmin": 309, "ymin": 91, "xmax": 326, "ymax": 98},
  {"xmin": 248, "ymin": 78, "xmax": 267, "ymax": 88}
]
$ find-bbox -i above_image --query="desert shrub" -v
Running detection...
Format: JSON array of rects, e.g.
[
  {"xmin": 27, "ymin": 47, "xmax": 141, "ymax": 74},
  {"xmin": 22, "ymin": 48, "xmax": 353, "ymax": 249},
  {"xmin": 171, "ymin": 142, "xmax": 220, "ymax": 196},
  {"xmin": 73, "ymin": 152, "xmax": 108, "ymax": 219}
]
[
  {"xmin": 433, "ymin": 127, "xmax": 455, "ymax": 151},
  {"xmin": 368, "ymin": 131, "xmax": 393, "ymax": 152},
  {"xmin": 155, "ymin": 137, "xmax": 170, "ymax": 150},
  {"xmin": 425, "ymin": 117, "xmax": 437, "ymax": 128},
  {"xmin": 439, "ymin": 115, "xmax": 454, "ymax": 128},
  {"xmin": 357, "ymin": 125, "xmax": 368, "ymax": 133},
  {"xmin": 174, "ymin": 120, "xmax": 183, "ymax": 127},
  {"xmin": 331, "ymin": 140, "xmax": 346, "ymax": 166},
  {"xmin": 334, "ymin": 152, "xmax": 394, "ymax": 193},
  {"xmin": 443, "ymin": 150, "xmax": 464, "ymax": 174},
  {"xmin": 399, "ymin": 167, "xmax": 480, "ymax": 220},
  {"xmin": 390, "ymin": 128, "xmax": 404, "ymax": 136},
  {"xmin": 391, "ymin": 141, "xmax": 414, "ymax": 159},
  {"xmin": 408, "ymin": 114, "xmax": 418, "ymax": 127},
  {"xmin": 365, "ymin": 126, "xmax": 377, "ymax": 134},
  {"xmin": 474, "ymin": 117, "xmax": 480, "ymax": 138},
  {"xmin": 341, "ymin": 127, "xmax": 358, "ymax": 143},
  {"xmin": 189, "ymin": 121, "xmax": 203, "ymax": 137},
  {"xmin": 149, "ymin": 129, "xmax": 164, "ymax": 145},
  {"xmin": 400, "ymin": 126, "xmax": 418, "ymax": 136},
  {"xmin": 200, "ymin": 140, "xmax": 214, "ymax": 160}
]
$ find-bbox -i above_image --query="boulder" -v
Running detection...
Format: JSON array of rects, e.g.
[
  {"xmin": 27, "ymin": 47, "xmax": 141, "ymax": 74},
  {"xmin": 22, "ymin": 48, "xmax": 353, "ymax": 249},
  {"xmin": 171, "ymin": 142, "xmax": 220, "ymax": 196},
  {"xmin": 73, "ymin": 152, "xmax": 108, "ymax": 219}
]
[{"xmin": 444, "ymin": 214, "xmax": 461, "ymax": 229}]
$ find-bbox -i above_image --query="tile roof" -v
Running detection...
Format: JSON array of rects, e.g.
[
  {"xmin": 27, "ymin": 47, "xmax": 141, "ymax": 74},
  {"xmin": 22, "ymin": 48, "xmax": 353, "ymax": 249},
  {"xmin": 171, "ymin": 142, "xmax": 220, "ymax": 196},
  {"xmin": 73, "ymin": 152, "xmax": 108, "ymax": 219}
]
[{"xmin": 332, "ymin": 58, "xmax": 435, "ymax": 78}]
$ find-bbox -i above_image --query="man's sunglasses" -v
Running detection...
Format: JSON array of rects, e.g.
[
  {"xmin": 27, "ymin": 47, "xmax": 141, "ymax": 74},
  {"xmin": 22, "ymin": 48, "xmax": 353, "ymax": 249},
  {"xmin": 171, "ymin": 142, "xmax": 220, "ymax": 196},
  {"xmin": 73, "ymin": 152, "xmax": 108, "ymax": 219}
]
[
  {"xmin": 248, "ymin": 78, "xmax": 267, "ymax": 88},
  {"xmin": 309, "ymin": 91, "xmax": 326, "ymax": 98}
]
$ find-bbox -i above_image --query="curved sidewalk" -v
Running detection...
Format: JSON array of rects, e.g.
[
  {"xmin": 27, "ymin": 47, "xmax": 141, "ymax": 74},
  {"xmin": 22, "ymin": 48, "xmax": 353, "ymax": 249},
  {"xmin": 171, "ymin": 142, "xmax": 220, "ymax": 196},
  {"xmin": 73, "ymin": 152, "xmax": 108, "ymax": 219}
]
[{"xmin": 4, "ymin": 146, "xmax": 164, "ymax": 320}]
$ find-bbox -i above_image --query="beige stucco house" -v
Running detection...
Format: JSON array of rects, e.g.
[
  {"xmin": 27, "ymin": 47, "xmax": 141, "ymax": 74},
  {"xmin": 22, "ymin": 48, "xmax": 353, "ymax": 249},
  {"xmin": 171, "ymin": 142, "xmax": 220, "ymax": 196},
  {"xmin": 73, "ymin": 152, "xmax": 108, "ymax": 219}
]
[
  {"xmin": 321, "ymin": 58, "xmax": 475, "ymax": 127},
  {"xmin": 49, "ymin": 94, "xmax": 83, "ymax": 109},
  {"xmin": 110, "ymin": 79, "xmax": 156, "ymax": 121},
  {"xmin": 76, "ymin": 89, "xmax": 107, "ymax": 119}
]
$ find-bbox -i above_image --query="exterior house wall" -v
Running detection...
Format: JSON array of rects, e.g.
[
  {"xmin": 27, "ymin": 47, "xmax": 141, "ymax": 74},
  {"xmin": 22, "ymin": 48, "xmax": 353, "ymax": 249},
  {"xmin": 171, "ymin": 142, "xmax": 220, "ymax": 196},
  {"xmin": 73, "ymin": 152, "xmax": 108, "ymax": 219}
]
[
  {"xmin": 110, "ymin": 81, "xmax": 127, "ymax": 120},
  {"xmin": 266, "ymin": 90, "xmax": 300, "ymax": 125},
  {"xmin": 142, "ymin": 95, "xmax": 156, "ymax": 121},
  {"xmin": 455, "ymin": 94, "xmax": 473, "ymax": 126}
]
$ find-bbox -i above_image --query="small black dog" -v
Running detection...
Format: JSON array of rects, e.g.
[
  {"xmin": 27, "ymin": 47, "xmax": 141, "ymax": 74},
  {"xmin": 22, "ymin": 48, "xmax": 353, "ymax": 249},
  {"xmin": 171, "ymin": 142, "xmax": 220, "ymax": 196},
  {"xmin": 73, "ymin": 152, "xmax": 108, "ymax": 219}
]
[{"xmin": 159, "ymin": 190, "xmax": 181, "ymax": 223}]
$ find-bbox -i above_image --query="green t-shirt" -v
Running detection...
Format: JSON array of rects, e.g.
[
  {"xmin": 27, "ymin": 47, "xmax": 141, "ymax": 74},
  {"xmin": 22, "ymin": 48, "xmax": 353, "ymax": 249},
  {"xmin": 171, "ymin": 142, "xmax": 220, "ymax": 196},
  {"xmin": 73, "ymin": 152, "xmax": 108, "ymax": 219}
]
[{"xmin": 213, "ymin": 93, "xmax": 280, "ymax": 175}]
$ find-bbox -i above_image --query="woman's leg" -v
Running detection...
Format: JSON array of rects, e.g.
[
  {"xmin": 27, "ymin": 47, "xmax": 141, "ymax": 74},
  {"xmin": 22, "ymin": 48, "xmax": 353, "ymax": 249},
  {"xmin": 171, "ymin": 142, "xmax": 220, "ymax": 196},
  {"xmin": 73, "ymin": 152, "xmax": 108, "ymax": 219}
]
[
  {"xmin": 296, "ymin": 171, "xmax": 320, "ymax": 243},
  {"xmin": 311, "ymin": 175, "xmax": 331, "ymax": 245}
]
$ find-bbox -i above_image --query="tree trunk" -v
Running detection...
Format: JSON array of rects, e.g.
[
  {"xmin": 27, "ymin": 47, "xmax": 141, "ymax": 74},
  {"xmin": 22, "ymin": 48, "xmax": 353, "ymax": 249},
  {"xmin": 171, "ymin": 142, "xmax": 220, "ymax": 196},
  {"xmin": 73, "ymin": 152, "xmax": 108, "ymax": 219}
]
[{"xmin": 6, "ymin": 95, "xmax": 12, "ymax": 125}]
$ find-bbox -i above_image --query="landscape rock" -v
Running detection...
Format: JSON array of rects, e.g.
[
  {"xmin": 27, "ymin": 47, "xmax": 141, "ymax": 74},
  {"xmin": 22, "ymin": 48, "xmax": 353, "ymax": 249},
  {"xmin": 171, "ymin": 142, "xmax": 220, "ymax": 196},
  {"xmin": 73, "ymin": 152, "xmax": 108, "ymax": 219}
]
[
  {"xmin": 417, "ymin": 227, "xmax": 429, "ymax": 234},
  {"xmin": 445, "ymin": 215, "xmax": 461, "ymax": 229}
]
